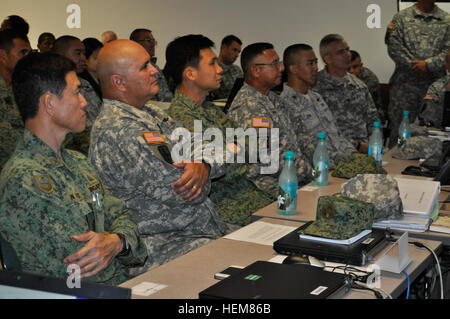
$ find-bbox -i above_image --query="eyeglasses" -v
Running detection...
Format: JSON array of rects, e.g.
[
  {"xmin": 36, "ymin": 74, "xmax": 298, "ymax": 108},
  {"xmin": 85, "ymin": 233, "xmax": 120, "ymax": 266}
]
[
  {"xmin": 254, "ymin": 60, "xmax": 283, "ymax": 67},
  {"xmin": 138, "ymin": 38, "xmax": 158, "ymax": 45}
]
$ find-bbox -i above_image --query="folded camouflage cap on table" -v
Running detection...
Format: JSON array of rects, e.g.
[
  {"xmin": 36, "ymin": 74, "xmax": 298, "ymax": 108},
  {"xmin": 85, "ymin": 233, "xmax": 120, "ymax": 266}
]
[
  {"xmin": 332, "ymin": 153, "xmax": 386, "ymax": 179},
  {"xmin": 301, "ymin": 194, "xmax": 374, "ymax": 240},
  {"xmin": 341, "ymin": 174, "xmax": 403, "ymax": 222},
  {"xmin": 392, "ymin": 136, "xmax": 442, "ymax": 166}
]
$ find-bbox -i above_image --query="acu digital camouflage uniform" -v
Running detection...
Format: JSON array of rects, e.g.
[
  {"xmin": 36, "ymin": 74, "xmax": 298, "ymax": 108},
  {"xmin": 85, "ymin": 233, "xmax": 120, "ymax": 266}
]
[
  {"xmin": 63, "ymin": 77, "xmax": 104, "ymax": 156},
  {"xmin": 301, "ymin": 194, "xmax": 374, "ymax": 240},
  {"xmin": 341, "ymin": 174, "xmax": 403, "ymax": 222},
  {"xmin": 420, "ymin": 74, "xmax": 450, "ymax": 128},
  {"xmin": 385, "ymin": 4, "xmax": 450, "ymax": 147},
  {"xmin": 210, "ymin": 61, "xmax": 243, "ymax": 100},
  {"xmin": 89, "ymin": 98, "xmax": 229, "ymax": 274},
  {"xmin": 168, "ymin": 89, "xmax": 276, "ymax": 226},
  {"xmin": 280, "ymin": 83, "xmax": 355, "ymax": 169},
  {"xmin": 228, "ymin": 82, "xmax": 315, "ymax": 194},
  {"xmin": 313, "ymin": 69, "xmax": 380, "ymax": 148},
  {"xmin": 0, "ymin": 74, "xmax": 23, "ymax": 170},
  {"xmin": 151, "ymin": 63, "xmax": 174, "ymax": 103},
  {"xmin": 359, "ymin": 67, "xmax": 385, "ymax": 122},
  {"xmin": 392, "ymin": 135, "xmax": 442, "ymax": 164},
  {"xmin": 0, "ymin": 129, "xmax": 148, "ymax": 285}
]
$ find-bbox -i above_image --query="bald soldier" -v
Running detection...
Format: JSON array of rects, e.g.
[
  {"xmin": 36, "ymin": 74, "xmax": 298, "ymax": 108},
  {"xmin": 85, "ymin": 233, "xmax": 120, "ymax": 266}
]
[
  {"xmin": 89, "ymin": 40, "xmax": 230, "ymax": 273},
  {"xmin": 0, "ymin": 53, "xmax": 147, "ymax": 284}
]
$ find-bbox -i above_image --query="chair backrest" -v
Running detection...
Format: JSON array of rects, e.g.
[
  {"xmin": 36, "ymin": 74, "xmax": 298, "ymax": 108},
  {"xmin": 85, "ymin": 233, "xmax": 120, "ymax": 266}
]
[
  {"xmin": 223, "ymin": 78, "xmax": 244, "ymax": 114},
  {"xmin": 0, "ymin": 232, "xmax": 21, "ymax": 271}
]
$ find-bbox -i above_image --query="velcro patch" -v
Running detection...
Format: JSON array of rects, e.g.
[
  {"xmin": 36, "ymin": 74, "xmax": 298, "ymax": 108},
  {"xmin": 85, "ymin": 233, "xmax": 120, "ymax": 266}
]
[
  {"xmin": 143, "ymin": 131, "xmax": 166, "ymax": 144},
  {"xmin": 252, "ymin": 117, "xmax": 270, "ymax": 128}
]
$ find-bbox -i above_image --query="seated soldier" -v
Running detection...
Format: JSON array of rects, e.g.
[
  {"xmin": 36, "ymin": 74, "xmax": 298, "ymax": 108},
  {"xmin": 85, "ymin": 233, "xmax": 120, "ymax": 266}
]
[
  {"xmin": 349, "ymin": 50, "xmax": 385, "ymax": 122},
  {"xmin": 130, "ymin": 28, "xmax": 173, "ymax": 102},
  {"xmin": 210, "ymin": 35, "xmax": 243, "ymax": 100},
  {"xmin": 166, "ymin": 34, "xmax": 275, "ymax": 226},
  {"xmin": 228, "ymin": 42, "xmax": 315, "ymax": 193},
  {"xmin": 0, "ymin": 53, "xmax": 147, "ymax": 285},
  {"xmin": 280, "ymin": 44, "xmax": 356, "ymax": 168},
  {"xmin": 0, "ymin": 29, "xmax": 31, "ymax": 170},
  {"xmin": 313, "ymin": 34, "xmax": 380, "ymax": 152},
  {"xmin": 89, "ymin": 40, "xmax": 231, "ymax": 274}
]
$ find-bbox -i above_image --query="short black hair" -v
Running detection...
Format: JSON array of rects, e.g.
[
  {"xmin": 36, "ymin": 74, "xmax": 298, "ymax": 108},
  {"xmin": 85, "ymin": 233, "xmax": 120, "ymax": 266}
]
[
  {"xmin": 2, "ymin": 15, "xmax": 29, "ymax": 36},
  {"xmin": 164, "ymin": 34, "xmax": 215, "ymax": 86},
  {"xmin": 221, "ymin": 35, "xmax": 242, "ymax": 47},
  {"xmin": 283, "ymin": 43, "xmax": 313, "ymax": 69},
  {"xmin": 52, "ymin": 35, "xmax": 81, "ymax": 55},
  {"xmin": 350, "ymin": 50, "xmax": 360, "ymax": 62},
  {"xmin": 129, "ymin": 28, "xmax": 152, "ymax": 41},
  {"xmin": 38, "ymin": 32, "xmax": 55, "ymax": 45},
  {"xmin": 82, "ymin": 37, "xmax": 103, "ymax": 59},
  {"xmin": 0, "ymin": 29, "xmax": 30, "ymax": 52},
  {"xmin": 240, "ymin": 42, "xmax": 273, "ymax": 75},
  {"xmin": 12, "ymin": 52, "xmax": 76, "ymax": 122}
]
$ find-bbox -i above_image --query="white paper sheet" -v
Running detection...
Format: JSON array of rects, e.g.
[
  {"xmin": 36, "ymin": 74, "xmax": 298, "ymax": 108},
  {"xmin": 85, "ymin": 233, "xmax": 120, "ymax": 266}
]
[{"xmin": 223, "ymin": 221, "xmax": 297, "ymax": 246}]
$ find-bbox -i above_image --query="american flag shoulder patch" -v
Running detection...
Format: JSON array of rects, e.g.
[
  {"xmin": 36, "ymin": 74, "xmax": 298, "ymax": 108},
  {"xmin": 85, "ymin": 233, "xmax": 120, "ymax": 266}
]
[
  {"xmin": 252, "ymin": 117, "xmax": 271, "ymax": 128},
  {"xmin": 143, "ymin": 131, "xmax": 166, "ymax": 144}
]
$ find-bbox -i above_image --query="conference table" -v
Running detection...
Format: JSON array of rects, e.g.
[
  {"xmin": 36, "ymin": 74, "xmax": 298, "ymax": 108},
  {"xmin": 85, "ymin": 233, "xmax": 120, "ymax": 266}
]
[{"xmin": 120, "ymin": 150, "xmax": 446, "ymax": 299}]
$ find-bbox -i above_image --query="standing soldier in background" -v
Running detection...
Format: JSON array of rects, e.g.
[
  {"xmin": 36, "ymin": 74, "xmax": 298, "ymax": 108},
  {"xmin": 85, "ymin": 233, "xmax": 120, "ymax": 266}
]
[{"xmin": 385, "ymin": 0, "xmax": 450, "ymax": 147}]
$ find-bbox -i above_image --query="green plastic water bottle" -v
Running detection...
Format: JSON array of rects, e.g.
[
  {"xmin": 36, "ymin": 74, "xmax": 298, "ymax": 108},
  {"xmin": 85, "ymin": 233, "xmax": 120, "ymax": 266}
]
[{"xmin": 277, "ymin": 151, "xmax": 298, "ymax": 215}]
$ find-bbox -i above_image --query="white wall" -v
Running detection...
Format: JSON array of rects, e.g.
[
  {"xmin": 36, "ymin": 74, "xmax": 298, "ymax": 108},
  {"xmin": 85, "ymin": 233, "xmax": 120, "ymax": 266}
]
[{"xmin": 0, "ymin": 0, "xmax": 412, "ymax": 83}]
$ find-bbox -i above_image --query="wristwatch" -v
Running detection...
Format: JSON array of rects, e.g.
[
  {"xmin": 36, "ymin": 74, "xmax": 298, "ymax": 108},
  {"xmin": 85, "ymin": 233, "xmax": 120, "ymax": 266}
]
[{"xmin": 116, "ymin": 233, "xmax": 130, "ymax": 256}]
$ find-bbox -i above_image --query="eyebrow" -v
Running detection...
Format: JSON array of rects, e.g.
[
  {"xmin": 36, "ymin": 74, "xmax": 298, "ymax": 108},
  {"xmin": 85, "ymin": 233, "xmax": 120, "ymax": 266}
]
[{"xmin": 140, "ymin": 59, "xmax": 151, "ymax": 71}]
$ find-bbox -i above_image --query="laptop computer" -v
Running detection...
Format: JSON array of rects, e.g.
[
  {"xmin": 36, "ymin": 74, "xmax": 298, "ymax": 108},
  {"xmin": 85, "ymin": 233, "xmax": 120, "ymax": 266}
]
[
  {"xmin": 0, "ymin": 270, "xmax": 131, "ymax": 299},
  {"xmin": 199, "ymin": 261, "xmax": 347, "ymax": 299},
  {"xmin": 273, "ymin": 222, "xmax": 388, "ymax": 266}
]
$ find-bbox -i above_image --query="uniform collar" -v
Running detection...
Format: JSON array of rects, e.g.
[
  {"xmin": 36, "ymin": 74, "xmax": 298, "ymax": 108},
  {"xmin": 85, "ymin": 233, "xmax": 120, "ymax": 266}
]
[
  {"xmin": 173, "ymin": 89, "xmax": 212, "ymax": 110},
  {"xmin": 21, "ymin": 129, "xmax": 70, "ymax": 167},
  {"xmin": 412, "ymin": 4, "xmax": 445, "ymax": 20}
]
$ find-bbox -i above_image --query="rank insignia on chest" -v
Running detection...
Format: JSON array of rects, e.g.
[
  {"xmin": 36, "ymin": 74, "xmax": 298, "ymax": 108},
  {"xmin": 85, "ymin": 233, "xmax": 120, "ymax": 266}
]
[
  {"xmin": 33, "ymin": 174, "xmax": 54, "ymax": 193},
  {"xmin": 143, "ymin": 131, "xmax": 166, "ymax": 144},
  {"xmin": 252, "ymin": 117, "xmax": 271, "ymax": 128}
]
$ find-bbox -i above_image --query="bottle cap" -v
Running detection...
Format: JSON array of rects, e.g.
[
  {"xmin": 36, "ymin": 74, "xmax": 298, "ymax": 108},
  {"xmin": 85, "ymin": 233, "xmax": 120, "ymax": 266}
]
[
  {"xmin": 318, "ymin": 132, "xmax": 327, "ymax": 139},
  {"xmin": 285, "ymin": 151, "xmax": 294, "ymax": 160},
  {"xmin": 373, "ymin": 121, "xmax": 380, "ymax": 128},
  {"xmin": 403, "ymin": 110, "xmax": 409, "ymax": 116}
]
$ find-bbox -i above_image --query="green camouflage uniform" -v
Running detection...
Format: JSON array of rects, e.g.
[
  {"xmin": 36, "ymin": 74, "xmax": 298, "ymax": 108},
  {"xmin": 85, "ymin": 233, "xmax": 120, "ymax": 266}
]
[
  {"xmin": 313, "ymin": 69, "xmax": 380, "ymax": 148},
  {"xmin": 359, "ymin": 67, "xmax": 385, "ymax": 122},
  {"xmin": 168, "ymin": 89, "xmax": 275, "ymax": 226},
  {"xmin": 420, "ymin": 74, "xmax": 450, "ymax": 128},
  {"xmin": 210, "ymin": 62, "xmax": 243, "ymax": 100},
  {"xmin": 280, "ymin": 83, "xmax": 355, "ymax": 169},
  {"xmin": 89, "ymin": 98, "xmax": 229, "ymax": 274},
  {"xmin": 228, "ymin": 82, "xmax": 314, "ymax": 193},
  {"xmin": 385, "ymin": 4, "xmax": 450, "ymax": 147},
  {"xmin": 0, "ymin": 129, "xmax": 148, "ymax": 285},
  {"xmin": 0, "ymin": 75, "xmax": 23, "ymax": 171}
]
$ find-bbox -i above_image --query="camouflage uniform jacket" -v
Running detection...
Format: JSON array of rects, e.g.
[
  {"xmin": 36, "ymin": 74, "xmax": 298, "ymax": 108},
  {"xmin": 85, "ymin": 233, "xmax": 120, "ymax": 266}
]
[
  {"xmin": 385, "ymin": 4, "xmax": 449, "ymax": 83},
  {"xmin": 79, "ymin": 77, "xmax": 103, "ymax": 130},
  {"xmin": 151, "ymin": 63, "xmax": 174, "ymax": 103},
  {"xmin": 210, "ymin": 62, "xmax": 243, "ymax": 100},
  {"xmin": 280, "ymin": 83, "xmax": 355, "ymax": 168},
  {"xmin": 228, "ymin": 82, "xmax": 313, "ymax": 192},
  {"xmin": 420, "ymin": 74, "xmax": 450, "ymax": 127},
  {"xmin": 89, "ymin": 99, "xmax": 229, "ymax": 268},
  {"xmin": 0, "ymin": 129, "xmax": 148, "ymax": 285},
  {"xmin": 313, "ymin": 69, "xmax": 380, "ymax": 148},
  {"xmin": 0, "ymin": 75, "xmax": 23, "ymax": 171},
  {"xmin": 168, "ymin": 89, "xmax": 275, "ymax": 226},
  {"xmin": 359, "ymin": 67, "xmax": 385, "ymax": 121}
]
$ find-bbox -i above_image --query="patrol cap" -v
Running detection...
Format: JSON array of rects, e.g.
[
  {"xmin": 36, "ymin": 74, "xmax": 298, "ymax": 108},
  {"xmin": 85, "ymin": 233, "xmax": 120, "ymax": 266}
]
[
  {"xmin": 332, "ymin": 153, "xmax": 386, "ymax": 179},
  {"xmin": 392, "ymin": 136, "xmax": 442, "ymax": 161},
  {"xmin": 302, "ymin": 194, "xmax": 374, "ymax": 240},
  {"xmin": 341, "ymin": 174, "xmax": 403, "ymax": 222}
]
